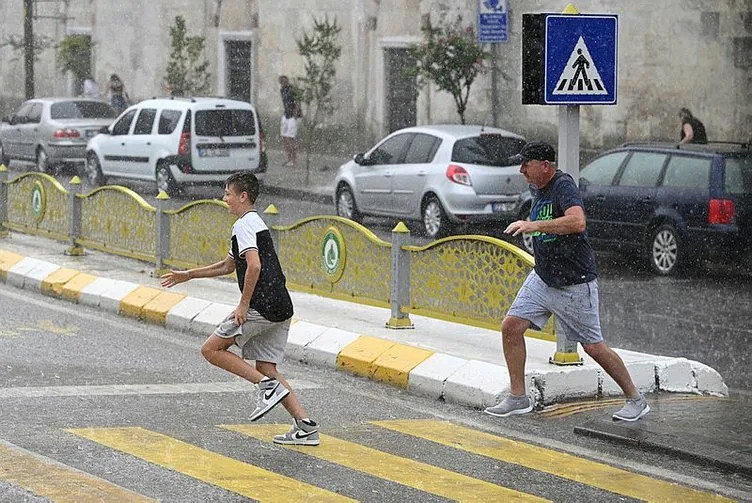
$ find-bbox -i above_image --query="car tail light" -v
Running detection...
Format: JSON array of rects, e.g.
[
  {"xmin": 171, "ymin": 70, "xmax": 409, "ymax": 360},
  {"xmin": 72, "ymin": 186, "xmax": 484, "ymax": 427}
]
[
  {"xmin": 708, "ymin": 198, "xmax": 736, "ymax": 224},
  {"xmin": 52, "ymin": 129, "xmax": 80, "ymax": 138},
  {"xmin": 446, "ymin": 164, "xmax": 472, "ymax": 186},
  {"xmin": 178, "ymin": 132, "xmax": 191, "ymax": 156}
]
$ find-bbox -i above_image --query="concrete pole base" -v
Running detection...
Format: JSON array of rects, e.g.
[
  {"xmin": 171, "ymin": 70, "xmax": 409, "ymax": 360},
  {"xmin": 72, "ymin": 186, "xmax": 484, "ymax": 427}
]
[{"xmin": 385, "ymin": 316, "xmax": 414, "ymax": 329}]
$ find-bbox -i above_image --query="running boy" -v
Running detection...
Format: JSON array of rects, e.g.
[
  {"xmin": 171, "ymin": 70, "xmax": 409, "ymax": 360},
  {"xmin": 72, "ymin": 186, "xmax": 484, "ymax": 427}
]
[{"xmin": 161, "ymin": 172, "xmax": 319, "ymax": 445}]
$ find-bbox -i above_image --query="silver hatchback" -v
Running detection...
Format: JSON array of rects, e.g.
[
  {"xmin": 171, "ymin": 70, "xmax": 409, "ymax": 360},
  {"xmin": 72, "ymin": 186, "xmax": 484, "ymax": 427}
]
[
  {"xmin": 0, "ymin": 98, "xmax": 115, "ymax": 173},
  {"xmin": 333, "ymin": 125, "xmax": 530, "ymax": 238}
]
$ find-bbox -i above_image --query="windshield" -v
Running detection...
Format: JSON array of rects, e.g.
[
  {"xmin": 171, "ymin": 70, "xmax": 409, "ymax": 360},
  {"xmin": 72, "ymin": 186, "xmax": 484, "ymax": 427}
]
[
  {"xmin": 50, "ymin": 101, "xmax": 116, "ymax": 119},
  {"xmin": 452, "ymin": 134, "xmax": 526, "ymax": 166},
  {"xmin": 194, "ymin": 109, "xmax": 256, "ymax": 136}
]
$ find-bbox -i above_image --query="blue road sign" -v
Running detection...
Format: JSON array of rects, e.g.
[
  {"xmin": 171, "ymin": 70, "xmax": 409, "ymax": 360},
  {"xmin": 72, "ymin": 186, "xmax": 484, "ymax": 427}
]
[
  {"xmin": 544, "ymin": 14, "xmax": 618, "ymax": 104},
  {"xmin": 478, "ymin": 0, "xmax": 508, "ymax": 43}
]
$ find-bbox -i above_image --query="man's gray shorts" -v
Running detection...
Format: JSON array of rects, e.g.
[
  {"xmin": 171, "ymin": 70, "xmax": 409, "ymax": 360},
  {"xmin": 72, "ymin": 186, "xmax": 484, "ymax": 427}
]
[
  {"xmin": 213, "ymin": 309, "xmax": 291, "ymax": 364},
  {"xmin": 507, "ymin": 271, "xmax": 603, "ymax": 345}
]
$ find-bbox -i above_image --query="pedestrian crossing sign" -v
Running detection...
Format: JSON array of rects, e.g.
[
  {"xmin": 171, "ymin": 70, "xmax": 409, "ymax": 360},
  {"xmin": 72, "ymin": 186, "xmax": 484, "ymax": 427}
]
[{"xmin": 544, "ymin": 14, "xmax": 618, "ymax": 104}]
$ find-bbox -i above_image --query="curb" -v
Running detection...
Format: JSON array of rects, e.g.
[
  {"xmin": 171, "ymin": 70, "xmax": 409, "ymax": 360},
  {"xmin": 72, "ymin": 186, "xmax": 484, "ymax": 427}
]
[{"xmin": 0, "ymin": 249, "xmax": 730, "ymax": 410}]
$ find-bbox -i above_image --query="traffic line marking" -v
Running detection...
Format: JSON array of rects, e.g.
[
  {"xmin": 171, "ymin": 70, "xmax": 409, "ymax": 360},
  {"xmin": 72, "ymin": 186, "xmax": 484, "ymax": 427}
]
[
  {"xmin": 67, "ymin": 427, "xmax": 353, "ymax": 503},
  {"xmin": 373, "ymin": 419, "xmax": 733, "ymax": 503},
  {"xmin": 0, "ymin": 439, "xmax": 154, "ymax": 503},
  {"xmin": 223, "ymin": 424, "xmax": 548, "ymax": 502}
]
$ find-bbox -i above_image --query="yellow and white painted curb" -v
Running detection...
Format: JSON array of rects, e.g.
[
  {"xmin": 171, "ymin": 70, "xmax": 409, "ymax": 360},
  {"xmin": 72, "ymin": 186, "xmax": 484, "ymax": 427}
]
[{"xmin": 0, "ymin": 249, "xmax": 729, "ymax": 408}]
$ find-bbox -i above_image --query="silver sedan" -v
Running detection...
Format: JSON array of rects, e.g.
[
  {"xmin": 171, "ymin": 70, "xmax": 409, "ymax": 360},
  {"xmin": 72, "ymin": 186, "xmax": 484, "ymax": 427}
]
[
  {"xmin": 333, "ymin": 124, "xmax": 531, "ymax": 239},
  {"xmin": 0, "ymin": 98, "xmax": 115, "ymax": 173}
]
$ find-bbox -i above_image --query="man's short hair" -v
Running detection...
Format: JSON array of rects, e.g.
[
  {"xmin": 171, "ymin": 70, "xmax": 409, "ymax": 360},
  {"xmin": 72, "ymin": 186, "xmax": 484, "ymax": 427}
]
[{"xmin": 226, "ymin": 172, "xmax": 259, "ymax": 203}]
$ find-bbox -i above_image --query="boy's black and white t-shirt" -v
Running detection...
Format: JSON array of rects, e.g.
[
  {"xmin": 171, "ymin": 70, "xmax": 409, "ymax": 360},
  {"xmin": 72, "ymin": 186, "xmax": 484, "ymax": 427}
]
[{"xmin": 228, "ymin": 210, "xmax": 293, "ymax": 322}]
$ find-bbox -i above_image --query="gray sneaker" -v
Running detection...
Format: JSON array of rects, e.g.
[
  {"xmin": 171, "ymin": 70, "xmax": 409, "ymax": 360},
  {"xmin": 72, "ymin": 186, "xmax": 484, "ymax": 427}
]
[
  {"xmin": 484, "ymin": 395, "xmax": 533, "ymax": 418},
  {"xmin": 250, "ymin": 377, "xmax": 289, "ymax": 421},
  {"xmin": 612, "ymin": 395, "xmax": 650, "ymax": 421},
  {"xmin": 273, "ymin": 419, "xmax": 320, "ymax": 446}
]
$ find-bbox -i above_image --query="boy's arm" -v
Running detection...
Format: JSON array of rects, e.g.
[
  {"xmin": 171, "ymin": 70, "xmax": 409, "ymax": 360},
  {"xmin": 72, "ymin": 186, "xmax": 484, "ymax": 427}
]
[
  {"xmin": 160, "ymin": 256, "xmax": 235, "ymax": 288},
  {"xmin": 233, "ymin": 250, "xmax": 261, "ymax": 325}
]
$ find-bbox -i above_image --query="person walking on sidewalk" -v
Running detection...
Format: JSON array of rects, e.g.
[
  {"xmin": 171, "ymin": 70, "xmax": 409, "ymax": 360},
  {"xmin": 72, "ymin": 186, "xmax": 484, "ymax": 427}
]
[
  {"xmin": 279, "ymin": 75, "xmax": 300, "ymax": 167},
  {"xmin": 160, "ymin": 172, "xmax": 319, "ymax": 445},
  {"xmin": 485, "ymin": 141, "xmax": 650, "ymax": 422}
]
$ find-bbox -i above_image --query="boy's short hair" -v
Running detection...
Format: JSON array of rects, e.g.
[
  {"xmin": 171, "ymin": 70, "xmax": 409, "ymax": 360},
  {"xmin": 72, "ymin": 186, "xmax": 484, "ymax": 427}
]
[{"xmin": 226, "ymin": 172, "xmax": 259, "ymax": 203}]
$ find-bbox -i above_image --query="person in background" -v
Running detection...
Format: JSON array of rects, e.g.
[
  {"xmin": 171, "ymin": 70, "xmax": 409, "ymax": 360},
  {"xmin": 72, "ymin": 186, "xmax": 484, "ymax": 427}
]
[
  {"xmin": 82, "ymin": 76, "xmax": 100, "ymax": 99},
  {"xmin": 108, "ymin": 74, "xmax": 131, "ymax": 115},
  {"xmin": 679, "ymin": 108, "xmax": 707, "ymax": 144},
  {"xmin": 279, "ymin": 75, "xmax": 300, "ymax": 167}
]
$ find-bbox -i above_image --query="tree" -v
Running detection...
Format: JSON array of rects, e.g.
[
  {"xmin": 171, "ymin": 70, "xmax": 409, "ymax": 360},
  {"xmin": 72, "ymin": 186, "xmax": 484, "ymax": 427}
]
[
  {"xmin": 164, "ymin": 16, "xmax": 210, "ymax": 96},
  {"xmin": 56, "ymin": 35, "xmax": 92, "ymax": 94},
  {"xmin": 408, "ymin": 17, "xmax": 488, "ymax": 124},
  {"xmin": 295, "ymin": 16, "xmax": 342, "ymax": 182}
]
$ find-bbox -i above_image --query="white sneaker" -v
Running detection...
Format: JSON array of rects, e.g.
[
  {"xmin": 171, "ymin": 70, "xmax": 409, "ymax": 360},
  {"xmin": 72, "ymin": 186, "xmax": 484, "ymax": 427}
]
[
  {"xmin": 273, "ymin": 419, "xmax": 320, "ymax": 446},
  {"xmin": 250, "ymin": 377, "xmax": 289, "ymax": 421},
  {"xmin": 484, "ymin": 395, "xmax": 533, "ymax": 418},
  {"xmin": 612, "ymin": 395, "xmax": 650, "ymax": 422}
]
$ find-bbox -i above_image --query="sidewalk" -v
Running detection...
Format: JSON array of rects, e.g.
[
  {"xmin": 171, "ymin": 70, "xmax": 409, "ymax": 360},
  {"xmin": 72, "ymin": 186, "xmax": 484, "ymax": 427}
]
[
  {"xmin": 1, "ymin": 152, "xmax": 749, "ymax": 476},
  {"xmin": 261, "ymin": 147, "xmax": 340, "ymax": 204}
]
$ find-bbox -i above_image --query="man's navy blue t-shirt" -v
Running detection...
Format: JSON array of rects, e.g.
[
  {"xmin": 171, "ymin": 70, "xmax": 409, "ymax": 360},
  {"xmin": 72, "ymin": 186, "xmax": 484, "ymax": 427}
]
[{"xmin": 529, "ymin": 170, "xmax": 597, "ymax": 287}]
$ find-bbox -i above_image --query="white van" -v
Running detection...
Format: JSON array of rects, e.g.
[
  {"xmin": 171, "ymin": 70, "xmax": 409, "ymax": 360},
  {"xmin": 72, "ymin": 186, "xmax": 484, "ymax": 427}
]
[{"xmin": 85, "ymin": 97, "xmax": 266, "ymax": 194}]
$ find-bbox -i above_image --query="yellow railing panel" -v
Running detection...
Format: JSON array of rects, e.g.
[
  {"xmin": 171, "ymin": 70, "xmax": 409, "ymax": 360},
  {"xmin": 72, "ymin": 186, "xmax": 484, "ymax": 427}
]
[
  {"xmin": 5, "ymin": 173, "xmax": 69, "ymax": 240},
  {"xmin": 165, "ymin": 199, "xmax": 235, "ymax": 268}
]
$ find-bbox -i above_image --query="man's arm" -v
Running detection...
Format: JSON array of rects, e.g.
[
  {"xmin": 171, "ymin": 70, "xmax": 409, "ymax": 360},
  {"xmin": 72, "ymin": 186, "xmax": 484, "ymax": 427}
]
[
  {"xmin": 233, "ymin": 250, "xmax": 261, "ymax": 325},
  {"xmin": 160, "ymin": 255, "xmax": 235, "ymax": 288},
  {"xmin": 504, "ymin": 206, "xmax": 586, "ymax": 236},
  {"xmin": 679, "ymin": 123, "xmax": 694, "ymax": 144}
]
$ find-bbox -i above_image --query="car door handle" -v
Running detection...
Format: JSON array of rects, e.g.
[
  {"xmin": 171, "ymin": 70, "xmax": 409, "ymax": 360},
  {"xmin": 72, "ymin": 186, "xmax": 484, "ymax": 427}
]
[
  {"xmin": 121, "ymin": 142, "xmax": 126, "ymax": 146},
  {"xmin": 384, "ymin": 172, "xmax": 393, "ymax": 178},
  {"xmin": 641, "ymin": 196, "xmax": 652, "ymax": 202},
  {"xmin": 596, "ymin": 195, "xmax": 606, "ymax": 201},
  {"xmin": 146, "ymin": 142, "xmax": 151, "ymax": 146},
  {"xmin": 417, "ymin": 171, "xmax": 427, "ymax": 176}
]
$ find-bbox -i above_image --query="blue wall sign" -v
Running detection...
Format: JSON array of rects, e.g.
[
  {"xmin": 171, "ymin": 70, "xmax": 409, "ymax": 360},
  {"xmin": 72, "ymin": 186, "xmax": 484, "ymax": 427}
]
[
  {"xmin": 544, "ymin": 15, "xmax": 618, "ymax": 104},
  {"xmin": 478, "ymin": 0, "xmax": 508, "ymax": 43}
]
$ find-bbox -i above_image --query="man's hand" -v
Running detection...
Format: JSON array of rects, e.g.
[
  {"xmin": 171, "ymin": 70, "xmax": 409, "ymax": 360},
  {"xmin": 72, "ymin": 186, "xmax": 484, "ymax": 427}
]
[
  {"xmin": 233, "ymin": 303, "xmax": 249, "ymax": 326},
  {"xmin": 160, "ymin": 270, "xmax": 189, "ymax": 288},
  {"xmin": 504, "ymin": 220, "xmax": 537, "ymax": 237}
]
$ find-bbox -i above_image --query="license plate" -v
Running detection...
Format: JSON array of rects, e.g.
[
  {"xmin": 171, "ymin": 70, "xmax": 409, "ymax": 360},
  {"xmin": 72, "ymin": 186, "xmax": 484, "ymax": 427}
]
[
  {"xmin": 198, "ymin": 148, "xmax": 229, "ymax": 157},
  {"xmin": 492, "ymin": 202, "xmax": 514, "ymax": 213}
]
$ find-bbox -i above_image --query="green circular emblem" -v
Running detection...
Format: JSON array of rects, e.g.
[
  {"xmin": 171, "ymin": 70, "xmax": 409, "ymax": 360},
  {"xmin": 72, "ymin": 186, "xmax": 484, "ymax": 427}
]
[
  {"xmin": 31, "ymin": 180, "xmax": 46, "ymax": 223},
  {"xmin": 321, "ymin": 226, "xmax": 346, "ymax": 283}
]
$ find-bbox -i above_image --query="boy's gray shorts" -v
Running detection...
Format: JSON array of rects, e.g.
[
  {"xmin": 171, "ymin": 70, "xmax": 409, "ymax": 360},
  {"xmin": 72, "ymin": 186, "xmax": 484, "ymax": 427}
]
[
  {"xmin": 213, "ymin": 309, "xmax": 291, "ymax": 364},
  {"xmin": 507, "ymin": 271, "xmax": 603, "ymax": 345}
]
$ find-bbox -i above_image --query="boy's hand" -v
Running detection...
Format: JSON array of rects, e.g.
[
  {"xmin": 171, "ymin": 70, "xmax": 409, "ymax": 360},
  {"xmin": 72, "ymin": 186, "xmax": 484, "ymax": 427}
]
[
  {"xmin": 233, "ymin": 304, "xmax": 249, "ymax": 325},
  {"xmin": 161, "ymin": 270, "xmax": 189, "ymax": 288}
]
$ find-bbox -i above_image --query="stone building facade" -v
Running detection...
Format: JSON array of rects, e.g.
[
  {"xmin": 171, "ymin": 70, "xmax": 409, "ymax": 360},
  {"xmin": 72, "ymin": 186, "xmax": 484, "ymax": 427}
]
[{"xmin": 0, "ymin": 0, "xmax": 749, "ymax": 152}]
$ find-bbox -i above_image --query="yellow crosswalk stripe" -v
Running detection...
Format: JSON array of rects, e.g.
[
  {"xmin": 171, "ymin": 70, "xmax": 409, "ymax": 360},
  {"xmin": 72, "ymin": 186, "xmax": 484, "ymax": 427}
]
[
  {"xmin": 67, "ymin": 427, "xmax": 354, "ymax": 503},
  {"xmin": 223, "ymin": 424, "xmax": 548, "ymax": 502},
  {"xmin": 373, "ymin": 419, "xmax": 734, "ymax": 503},
  {"xmin": 0, "ymin": 439, "xmax": 154, "ymax": 503}
]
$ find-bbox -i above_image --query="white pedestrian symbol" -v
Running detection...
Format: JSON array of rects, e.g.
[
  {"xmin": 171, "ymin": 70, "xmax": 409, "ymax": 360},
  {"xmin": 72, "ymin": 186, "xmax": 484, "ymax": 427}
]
[{"xmin": 552, "ymin": 36, "xmax": 607, "ymax": 95}]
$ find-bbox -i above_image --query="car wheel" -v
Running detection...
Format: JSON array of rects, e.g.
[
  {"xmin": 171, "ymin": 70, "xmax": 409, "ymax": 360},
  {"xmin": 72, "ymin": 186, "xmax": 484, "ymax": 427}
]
[
  {"xmin": 422, "ymin": 195, "xmax": 452, "ymax": 239},
  {"xmin": 648, "ymin": 223, "xmax": 681, "ymax": 275},
  {"xmin": 336, "ymin": 184, "xmax": 361, "ymax": 222},
  {"xmin": 36, "ymin": 148, "xmax": 51, "ymax": 174},
  {"xmin": 84, "ymin": 153, "xmax": 105, "ymax": 186},
  {"xmin": 0, "ymin": 141, "xmax": 9, "ymax": 167},
  {"xmin": 156, "ymin": 162, "xmax": 179, "ymax": 196}
]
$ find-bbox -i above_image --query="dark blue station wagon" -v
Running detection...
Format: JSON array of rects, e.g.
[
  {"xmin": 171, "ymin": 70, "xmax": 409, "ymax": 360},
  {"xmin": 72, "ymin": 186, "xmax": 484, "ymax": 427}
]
[{"xmin": 578, "ymin": 142, "xmax": 752, "ymax": 275}]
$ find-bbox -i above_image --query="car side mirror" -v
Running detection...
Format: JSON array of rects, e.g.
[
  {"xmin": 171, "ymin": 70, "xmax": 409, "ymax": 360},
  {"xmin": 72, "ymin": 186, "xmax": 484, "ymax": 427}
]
[
  {"xmin": 579, "ymin": 178, "xmax": 589, "ymax": 190},
  {"xmin": 353, "ymin": 153, "xmax": 366, "ymax": 165},
  {"xmin": 99, "ymin": 126, "xmax": 110, "ymax": 135}
]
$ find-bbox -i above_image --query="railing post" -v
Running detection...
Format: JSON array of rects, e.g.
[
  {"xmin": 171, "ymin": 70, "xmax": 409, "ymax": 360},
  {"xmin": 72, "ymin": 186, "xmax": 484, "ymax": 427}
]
[
  {"xmin": 0, "ymin": 164, "xmax": 8, "ymax": 238},
  {"xmin": 549, "ymin": 318, "xmax": 583, "ymax": 365},
  {"xmin": 263, "ymin": 204, "xmax": 280, "ymax": 255},
  {"xmin": 155, "ymin": 190, "xmax": 170, "ymax": 275},
  {"xmin": 386, "ymin": 221, "xmax": 413, "ymax": 329},
  {"xmin": 64, "ymin": 176, "xmax": 85, "ymax": 255}
]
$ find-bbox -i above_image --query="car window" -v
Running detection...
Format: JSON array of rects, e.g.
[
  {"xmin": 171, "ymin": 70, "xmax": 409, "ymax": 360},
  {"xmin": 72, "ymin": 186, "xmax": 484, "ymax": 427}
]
[
  {"xmin": 194, "ymin": 109, "xmax": 255, "ymax": 136},
  {"xmin": 26, "ymin": 104, "xmax": 43, "ymax": 124},
  {"xmin": 13, "ymin": 103, "xmax": 33, "ymax": 123},
  {"xmin": 662, "ymin": 155, "xmax": 711, "ymax": 189},
  {"xmin": 404, "ymin": 134, "xmax": 440, "ymax": 164},
  {"xmin": 111, "ymin": 109, "xmax": 137, "ymax": 135},
  {"xmin": 580, "ymin": 151, "xmax": 628, "ymax": 186},
  {"xmin": 158, "ymin": 109, "xmax": 183, "ymax": 134},
  {"xmin": 617, "ymin": 152, "xmax": 666, "ymax": 187},
  {"xmin": 451, "ymin": 134, "xmax": 526, "ymax": 166},
  {"xmin": 724, "ymin": 156, "xmax": 752, "ymax": 195},
  {"xmin": 133, "ymin": 108, "xmax": 157, "ymax": 135},
  {"xmin": 50, "ymin": 101, "xmax": 116, "ymax": 119},
  {"xmin": 369, "ymin": 133, "xmax": 413, "ymax": 165}
]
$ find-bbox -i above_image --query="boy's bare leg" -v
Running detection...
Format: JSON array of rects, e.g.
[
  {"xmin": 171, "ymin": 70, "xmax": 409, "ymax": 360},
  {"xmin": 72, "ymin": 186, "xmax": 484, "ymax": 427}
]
[{"xmin": 201, "ymin": 335, "xmax": 266, "ymax": 383}]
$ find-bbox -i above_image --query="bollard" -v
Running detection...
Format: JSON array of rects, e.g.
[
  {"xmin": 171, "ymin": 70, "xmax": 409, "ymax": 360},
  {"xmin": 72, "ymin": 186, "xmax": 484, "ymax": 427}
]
[
  {"xmin": 64, "ymin": 176, "xmax": 85, "ymax": 255},
  {"xmin": 549, "ymin": 318, "xmax": 583, "ymax": 365},
  {"xmin": 263, "ymin": 204, "xmax": 280, "ymax": 255},
  {"xmin": 154, "ymin": 190, "xmax": 170, "ymax": 275},
  {"xmin": 0, "ymin": 164, "xmax": 8, "ymax": 238},
  {"xmin": 386, "ymin": 221, "xmax": 413, "ymax": 329}
]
